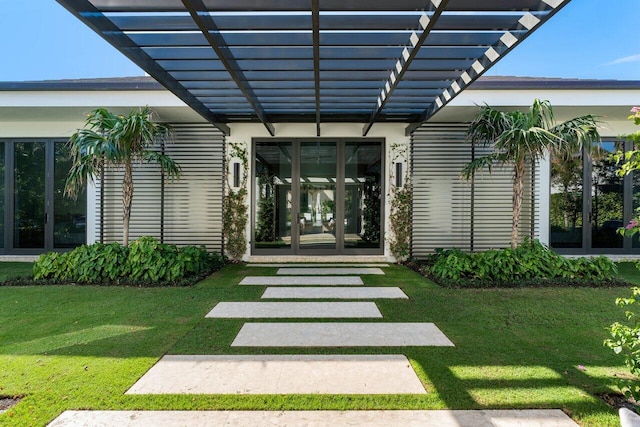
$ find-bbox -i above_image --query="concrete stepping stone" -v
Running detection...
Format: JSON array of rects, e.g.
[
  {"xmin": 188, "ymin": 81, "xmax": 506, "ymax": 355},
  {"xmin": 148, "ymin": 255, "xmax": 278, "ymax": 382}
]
[
  {"xmin": 262, "ymin": 286, "xmax": 408, "ymax": 299},
  {"xmin": 49, "ymin": 409, "xmax": 579, "ymax": 426},
  {"xmin": 249, "ymin": 263, "xmax": 390, "ymax": 267},
  {"xmin": 232, "ymin": 322, "xmax": 455, "ymax": 347},
  {"xmin": 125, "ymin": 354, "xmax": 425, "ymax": 395},
  {"xmin": 240, "ymin": 276, "xmax": 363, "ymax": 285},
  {"xmin": 277, "ymin": 267, "xmax": 384, "ymax": 275},
  {"xmin": 205, "ymin": 302, "xmax": 382, "ymax": 318}
]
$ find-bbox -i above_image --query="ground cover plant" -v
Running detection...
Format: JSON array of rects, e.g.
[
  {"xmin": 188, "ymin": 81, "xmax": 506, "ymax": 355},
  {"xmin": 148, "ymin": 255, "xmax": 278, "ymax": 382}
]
[
  {"xmin": 30, "ymin": 236, "xmax": 225, "ymax": 286},
  {"xmin": 0, "ymin": 263, "xmax": 638, "ymax": 426},
  {"xmin": 411, "ymin": 239, "xmax": 621, "ymax": 288}
]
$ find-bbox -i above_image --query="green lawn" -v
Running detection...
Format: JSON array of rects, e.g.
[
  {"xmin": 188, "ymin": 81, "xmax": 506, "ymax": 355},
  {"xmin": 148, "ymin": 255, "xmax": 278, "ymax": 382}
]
[
  {"xmin": 0, "ymin": 262, "xmax": 637, "ymax": 426},
  {"xmin": 0, "ymin": 262, "xmax": 34, "ymax": 281}
]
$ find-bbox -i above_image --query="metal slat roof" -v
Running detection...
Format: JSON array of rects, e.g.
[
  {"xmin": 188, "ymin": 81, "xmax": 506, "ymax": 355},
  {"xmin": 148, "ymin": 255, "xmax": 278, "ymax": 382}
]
[{"xmin": 56, "ymin": 0, "xmax": 571, "ymax": 135}]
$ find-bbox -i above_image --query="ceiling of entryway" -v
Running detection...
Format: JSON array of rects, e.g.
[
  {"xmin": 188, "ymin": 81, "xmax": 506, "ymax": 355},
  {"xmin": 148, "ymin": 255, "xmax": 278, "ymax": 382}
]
[{"xmin": 56, "ymin": 0, "xmax": 570, "ymax": 136}]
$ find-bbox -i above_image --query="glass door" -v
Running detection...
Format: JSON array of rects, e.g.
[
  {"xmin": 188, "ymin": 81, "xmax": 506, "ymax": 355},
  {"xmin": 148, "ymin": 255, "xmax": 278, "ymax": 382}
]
[
  {"xmin": 299, "ymin": 142, "xmax": 337, "ymax": 250},
  {"xmin": 13, "ymin": 142, "xmax": 47, "ymax": 250},
  {"xmin": 590, "ymin": 141, "xmax": 624, "ymax": 250},
  {"xmin": 2, "ymin": 140, "xmax": 86, "ymax": 254},
  {"xmin": 254, "ymin": 141, "xmax": 293, "ymax": 250},
  {"xmin": 252, "ymin": 139, "xmax": 384, "ymax": 255},
  {"xmin": 550, "ymin": 139, "xmax": 636, "ymax": 254}
]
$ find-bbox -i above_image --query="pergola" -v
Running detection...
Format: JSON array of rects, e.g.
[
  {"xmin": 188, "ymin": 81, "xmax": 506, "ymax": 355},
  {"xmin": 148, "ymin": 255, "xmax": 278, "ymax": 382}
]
[{"xmin": 56, "ymin": 0, "xmax": 569, "ymax": 136}]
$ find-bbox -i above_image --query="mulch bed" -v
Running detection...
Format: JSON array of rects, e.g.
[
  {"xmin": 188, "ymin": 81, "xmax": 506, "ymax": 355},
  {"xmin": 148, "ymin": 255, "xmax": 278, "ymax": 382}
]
[
  {"xmin": 598, "ymin": 392, "xmax": 639, "ymax": 413},
  {"xmin": 0, "ymin": 397, "xmax": 21, "ymax": 412}
]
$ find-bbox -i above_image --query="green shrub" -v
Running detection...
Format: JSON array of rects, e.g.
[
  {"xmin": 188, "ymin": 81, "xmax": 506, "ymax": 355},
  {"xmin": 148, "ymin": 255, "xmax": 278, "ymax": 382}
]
[
  {"xmin": 604, "ymin": 287, "xmax": 640, "ymax": 401},
  {"xmin": 33, "ymin": 236, "xmax": 226, "ymax": 286},
  {"xmin": 423, "ymin": 239, "xmax": 617, "ymax": 286}
]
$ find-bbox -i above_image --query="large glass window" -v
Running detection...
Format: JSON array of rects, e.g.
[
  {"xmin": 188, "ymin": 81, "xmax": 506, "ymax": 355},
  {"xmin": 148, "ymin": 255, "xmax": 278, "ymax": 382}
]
[
  {"xmin": 591, "ymin": 141, "xmax": 624, "ymax": 249},
  {"xmin": 633, "ymin": 171, "xmax": 640, "ymax": 248},
  {"xmin": 54, "ymin": 142, "xmax": 86, "ymax": 248},
  {"xmin": 0, "ymin": 142, "xmax": 4, "ymax": 249},
  {"xmin": 1, "ymin": 140, "xmax": 87, "ymax": 254},
  {"xmin": 344, "ymin": 141, "xmax": 382, "ymax": 249},
  {"xmin": 14, "ymin": 142, "xmax": 46, "ymax": 249},
  {"xmin": 550, "ymin": 149, "xmax": 583, "ymax": 248},
  {"xmin": 254, "ymin": 141, "xmax": 292, "ymax": 250},
  {"xmin": 550, "ymin": 139, "xmax": 633, "ymax": 253}
]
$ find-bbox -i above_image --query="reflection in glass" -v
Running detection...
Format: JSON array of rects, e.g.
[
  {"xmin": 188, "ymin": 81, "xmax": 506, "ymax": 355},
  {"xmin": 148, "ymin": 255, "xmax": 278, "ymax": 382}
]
[
  {"xmin": 300, "ymin": 142, "xmax": 336, "ymax": 250},
  {"xmin": 591, "ymin": 141, "xmax": 624, "ymax": 249},
  {"xmin": 550, "ymin": 148, "xmax": 583, "ymax": 248},
  {"xmin": 344, "ymin": 141, "xmax": 382, "ymax": 249},
  {"xmin": 0, "ymin": 143, "xmax": 4, "ymax": 249},
  {"xmin": 255, "ymin": 142, "xmax": 292, "ymax": 249},
  {"xmin": 634, "ymin": 170, "xmax": 640, "ymax": 248},
  {"xmin": 54, "ymin": 142, "xmax": 86, "ymax": 248},
  {"xmin": 14, "ymin": 142, "xmax": 46, "ymax": 248}
]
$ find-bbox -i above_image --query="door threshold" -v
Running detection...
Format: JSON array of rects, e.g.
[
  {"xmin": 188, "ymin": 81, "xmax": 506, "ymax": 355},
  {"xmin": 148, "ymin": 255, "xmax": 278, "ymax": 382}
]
[{"xmin": 247, "ymin": 255, "xmax": 390, "ymax": 263}]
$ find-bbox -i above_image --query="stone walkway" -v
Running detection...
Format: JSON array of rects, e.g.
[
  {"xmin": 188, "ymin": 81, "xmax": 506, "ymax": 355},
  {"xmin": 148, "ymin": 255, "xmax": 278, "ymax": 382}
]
[{"xmin": 48, "ymin": 264, "xmax": 579, "ymax": 426}]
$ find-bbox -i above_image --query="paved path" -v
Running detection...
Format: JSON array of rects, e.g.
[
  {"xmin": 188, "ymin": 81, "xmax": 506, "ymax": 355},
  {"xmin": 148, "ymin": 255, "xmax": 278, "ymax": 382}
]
[
  {"xmin": 48, "ymin": 264, "xmax": 579, "ymax": 426},
  {"xmin": 50, "ymin": 409, "xmax": 578, "ymax": 426}
]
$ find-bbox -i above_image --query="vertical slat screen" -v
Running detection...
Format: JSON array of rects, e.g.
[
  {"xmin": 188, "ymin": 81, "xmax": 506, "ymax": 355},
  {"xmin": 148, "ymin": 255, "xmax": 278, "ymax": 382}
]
[
  {"xmin": 411, "ymin": 124, "xmax": 472, "ymax": 255},
  {"xmin": 411, "ymin": 123, "xmax": 540, "ymax": 257},
  {"xmin": 95, "ymin": 123, "xmax": 224, "ymax": 251}
]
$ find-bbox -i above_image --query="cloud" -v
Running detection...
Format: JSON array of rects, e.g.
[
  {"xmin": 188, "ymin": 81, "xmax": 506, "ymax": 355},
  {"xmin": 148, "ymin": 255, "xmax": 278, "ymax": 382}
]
[{"xmin": 608, "ymin": 54, "xmax": 640, "ymax": 65}]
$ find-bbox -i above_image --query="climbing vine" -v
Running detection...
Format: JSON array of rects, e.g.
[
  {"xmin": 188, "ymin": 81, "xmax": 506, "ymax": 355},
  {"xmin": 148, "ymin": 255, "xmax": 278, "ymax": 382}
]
[
  {"xmin": 223, "ymin": 142, "xmax": 249, "ymax": 263},
  {"xmin": 255, "ymin": 169, "xmax": 276, "ymax": 242},
  {"xmin": 388, "ymin": 143, "xmax": 412, "ymax": 262}
]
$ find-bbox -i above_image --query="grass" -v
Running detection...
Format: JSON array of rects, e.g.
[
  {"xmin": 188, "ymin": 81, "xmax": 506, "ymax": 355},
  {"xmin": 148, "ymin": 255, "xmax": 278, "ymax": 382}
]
[
  {"xmin": 615, "ymin": 262, "xmax": 640, "ymax": 284},
  {"xmin": 0, "ymin": 262, "xmax": 34, "ymax": 281},
  {"xmin": 0, "ymin": 262, "xmax": 638, "ymax": 426}
]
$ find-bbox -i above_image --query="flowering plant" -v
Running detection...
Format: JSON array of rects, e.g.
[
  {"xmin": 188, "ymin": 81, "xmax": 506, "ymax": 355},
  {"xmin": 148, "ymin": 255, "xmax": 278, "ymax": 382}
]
[{"xmin": 613, "ymin": 107, "xmax": 640, "ymax": 236}]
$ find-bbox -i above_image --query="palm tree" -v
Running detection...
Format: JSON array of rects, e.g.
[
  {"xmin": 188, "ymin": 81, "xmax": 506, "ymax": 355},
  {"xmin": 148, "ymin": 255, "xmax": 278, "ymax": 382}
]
[
  {"xmin": 65, "ymin": 106, "xmax": 180, "ymax": 246},
  {"xmin": 462, "ymin": 99, "xmax": 599, "ymax": 248}
]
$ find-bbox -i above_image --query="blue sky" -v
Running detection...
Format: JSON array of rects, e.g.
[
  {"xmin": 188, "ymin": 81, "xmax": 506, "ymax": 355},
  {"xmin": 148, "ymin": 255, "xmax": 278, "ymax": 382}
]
[{"xmin": 0, "ymin": 0, "xmax": 638, "ymax": 82}]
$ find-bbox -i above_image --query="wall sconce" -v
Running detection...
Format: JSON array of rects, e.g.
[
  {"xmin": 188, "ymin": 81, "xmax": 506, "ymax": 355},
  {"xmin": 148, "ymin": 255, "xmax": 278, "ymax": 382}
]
[
  {"xmin": 395, "ymin": 162, "xmax": 403, "ymax": 187},
  {"xmin": 233, "ymin": 162, "xmax": 240, "ymax": 188}
]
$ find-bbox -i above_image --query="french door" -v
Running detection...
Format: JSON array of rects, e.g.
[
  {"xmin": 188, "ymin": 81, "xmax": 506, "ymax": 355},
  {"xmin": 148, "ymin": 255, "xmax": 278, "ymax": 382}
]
[
  {"xmin": 550, "ymin": 139, "xmax": 639, "ymax": 254},
  {"xmin": 1, "ymin": 140, "xmax": 86, "ymax": 254},
  {"xmin": 252, "ymin": 139, "xmax": 383, "ymax": 255}
]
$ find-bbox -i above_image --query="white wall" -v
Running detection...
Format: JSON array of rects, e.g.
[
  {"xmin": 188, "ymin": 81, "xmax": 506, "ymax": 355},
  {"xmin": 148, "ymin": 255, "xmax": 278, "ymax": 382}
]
[{"xmin": 228, "ymin": 122, "xmax": 411, "ymax": 261}]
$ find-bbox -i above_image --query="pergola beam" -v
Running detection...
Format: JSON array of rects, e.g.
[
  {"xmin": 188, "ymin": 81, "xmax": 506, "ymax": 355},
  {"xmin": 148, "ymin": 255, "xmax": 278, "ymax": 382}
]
[
  {"xmin": 56, "ymin": 0, "xmax": 231, "ymax": 135},
  {"xmin": 312, "ymin": 0, "xmax": 321, "ymax": 137},
  {"xmin": 362, "ymin": 0, "xmax": 450, "ymax": 136},
  {"xmin": 405, "ymin": 0, "xmax": 572, "ymax": 136},
  {"xmin": 181, "ymin": 0, "xmax": 275, "ymax": 137}
]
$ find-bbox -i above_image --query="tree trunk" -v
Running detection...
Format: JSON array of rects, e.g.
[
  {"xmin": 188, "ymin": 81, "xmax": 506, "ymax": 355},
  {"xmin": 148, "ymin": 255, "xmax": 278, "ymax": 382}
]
[
  {"xmin": 511, "ymin": 160, "xmax": 526, "ymax": 249},
  {"xmin": 122, "ymin": 160, "xmax": 134, "ymax": 246}
]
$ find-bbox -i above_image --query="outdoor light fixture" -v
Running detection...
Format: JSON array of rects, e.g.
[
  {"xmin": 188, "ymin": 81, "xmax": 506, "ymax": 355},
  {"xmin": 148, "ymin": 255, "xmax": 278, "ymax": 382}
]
[
  {"xmin": 233, "ymin": 162, "xmax": 240, "ymax": 188},
  {"xmin": 396, "ymin": 162, "xmax": 403, "ymax": 187}
]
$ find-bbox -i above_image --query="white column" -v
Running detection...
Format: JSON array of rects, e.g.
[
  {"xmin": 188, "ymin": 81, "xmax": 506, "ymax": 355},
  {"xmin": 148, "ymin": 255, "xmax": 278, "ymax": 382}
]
[{"xmin": 537, "ymin": 152, "xmax": 551, "ymax": 245}]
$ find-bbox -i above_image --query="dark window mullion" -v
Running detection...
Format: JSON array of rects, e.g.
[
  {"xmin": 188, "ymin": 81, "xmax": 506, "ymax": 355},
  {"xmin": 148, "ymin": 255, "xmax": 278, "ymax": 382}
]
[{"xmin": 45, "ymin": 140, "xmax": 55, "ymax": 251}]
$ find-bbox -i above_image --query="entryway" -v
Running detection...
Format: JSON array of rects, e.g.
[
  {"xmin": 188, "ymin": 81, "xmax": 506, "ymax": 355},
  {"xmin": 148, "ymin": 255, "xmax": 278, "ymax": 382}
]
[{"xmin": 251, "ymin": 139, "xmax": 384, "ymax": 256}]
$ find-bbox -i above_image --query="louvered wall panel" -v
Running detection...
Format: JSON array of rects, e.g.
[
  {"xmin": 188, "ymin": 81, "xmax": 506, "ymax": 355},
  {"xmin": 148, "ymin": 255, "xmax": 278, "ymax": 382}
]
[
  {"xmin": 95, "ymin": 123, "xmax": 224, "ymax": 251},
  {"xmin": 163, "ymin": 124, "xmax": 224, "ymax": 250},
  {"xmin": 411, "ymin": 123, "xmax": 540, "ymax": 257},
  {"xmin": 411, "ymin": 124, "xmax": 471, "ymax": 256}
]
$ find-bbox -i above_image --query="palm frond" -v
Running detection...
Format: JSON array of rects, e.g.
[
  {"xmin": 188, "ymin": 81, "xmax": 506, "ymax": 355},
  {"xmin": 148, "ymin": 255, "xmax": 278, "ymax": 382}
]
[
  {"xmin": 460, "ymin": 153, "xmax": 502, "ymax": 181},
  {"xmin": 551, "ymin": 114, "xmax": 601, "ymax": 155},
  {"xmin": 467, "ymin": 104, "xmax": 511, "ymax": 145},
  {"xmin": 142, "ymin": 150, "xmax": 182, "ymax": 181}
]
